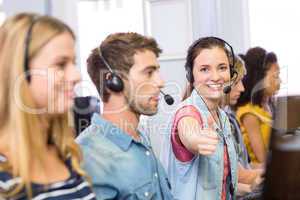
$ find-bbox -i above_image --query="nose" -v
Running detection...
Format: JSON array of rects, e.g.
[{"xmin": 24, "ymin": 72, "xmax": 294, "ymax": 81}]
[
  {"xmin": 211, "ymin": 69, "xmax": 221, "ymax": 81},
  {"xmin": 237, "ymin": 80, "xmax": 245, "ymax": 92},
  {"xmin": 67, "ymin": 64, "xmax": 81, "ymax": 85},
  {"xmin": 155, "ymin": 72, "xmax": 165, "ymax": 89}
]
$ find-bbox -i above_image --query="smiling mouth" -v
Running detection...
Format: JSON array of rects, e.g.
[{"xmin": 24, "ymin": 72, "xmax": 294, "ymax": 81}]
[{"xmin": 207, "ymin": 84, "xmax": 223, "ymax": 90}]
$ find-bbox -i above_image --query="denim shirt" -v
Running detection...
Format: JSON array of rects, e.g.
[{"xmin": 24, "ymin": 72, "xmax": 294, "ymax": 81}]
[
  {"xmin": 76, "ymin": 114, "xmax": 174, "ymax": 200},
  {"xmin": 160, "ymin": 90, "xmax": 238, "ymax": 200},
  {"xmin": 224, "ymin": 107, "xmax": 251, "ymax": 169}
]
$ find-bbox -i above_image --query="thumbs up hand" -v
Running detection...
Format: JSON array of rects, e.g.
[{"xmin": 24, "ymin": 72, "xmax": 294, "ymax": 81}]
[{"xmin": 196, "ymin": 115, "xmax": 219, "ymax": 156}]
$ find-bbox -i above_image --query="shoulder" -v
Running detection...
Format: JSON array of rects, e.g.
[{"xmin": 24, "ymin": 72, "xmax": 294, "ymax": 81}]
[
  {"xmin": 237, "ymin": 103, "xmax": 270, "ymax": 123},
  {"xmin": 237, "ymin": 103, "xmax": 258, "ymax": 118}
]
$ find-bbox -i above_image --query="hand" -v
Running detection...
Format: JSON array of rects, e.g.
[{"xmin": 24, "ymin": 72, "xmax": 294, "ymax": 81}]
[
  {"xmin": 237, "ymin": 183, "xmax": 252, "ymax": 196},
  {"xmin": 250, "ymin": 172, "xmax": 264, "ymax": 190},
  {"xmin": 197, "ymin": 115, "xmax": 219, "ymax": 156}
]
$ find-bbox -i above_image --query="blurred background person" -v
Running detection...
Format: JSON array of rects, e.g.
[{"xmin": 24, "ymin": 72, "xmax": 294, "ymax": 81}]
[
  {"xmin": 223, "ymin": 55, "xmax": 263, "ymax": 199},
  {"xmin": 0, "ymin": 13, "xmax": 96, "ymax": 199},
  {"xmin": 236, "ymin": 47, "xmax": 281, "ymax": 164}
]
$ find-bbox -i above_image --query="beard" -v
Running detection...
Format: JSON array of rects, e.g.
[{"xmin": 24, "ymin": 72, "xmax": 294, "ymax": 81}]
[{"xmin": 124, "ymin": 90, "xmax": 158, "ymax": 116}]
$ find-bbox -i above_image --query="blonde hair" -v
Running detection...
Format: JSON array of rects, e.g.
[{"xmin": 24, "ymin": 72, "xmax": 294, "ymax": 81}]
[
  {"xmin": 233, "ymin": 55, "xmax": 247, "ymax": 82},
  {"xmin": 220, "ymin": 55, "xmax": 247, "ymax": 107},
  {"xmin": 0, "ymin": 13, "xmax": 85, "ymax": 197}
]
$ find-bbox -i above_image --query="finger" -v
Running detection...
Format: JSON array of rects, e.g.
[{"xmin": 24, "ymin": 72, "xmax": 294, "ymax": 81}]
[
  {"xmin": 198, "ymin": 150, "xmax": 215, "ymax": 156},
  {"xmin": 198, "ymin": 144, "xmax": 217, "ymax": 152},
  {"xmin": 202, "ymin": 130, "xmax": 219, "ymax": 140},
  {"xmin": 196, "ymin": 134, "xmax": 219, "ymax": 144}
]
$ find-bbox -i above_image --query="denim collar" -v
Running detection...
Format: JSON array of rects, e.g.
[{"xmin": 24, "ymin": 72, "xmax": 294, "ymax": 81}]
[
  {"xmin": 189, "ymin": 89, "xmax": 228, "ymax": 134},
  {"xmin": 91, "ymin": 113, "xmax": 134, "ymax": 151}
]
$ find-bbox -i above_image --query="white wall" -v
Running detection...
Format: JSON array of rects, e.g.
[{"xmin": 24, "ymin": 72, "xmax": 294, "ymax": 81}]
[{"xmin": 3, "ymin": 0, "xmax": 48, "ymax": 16}]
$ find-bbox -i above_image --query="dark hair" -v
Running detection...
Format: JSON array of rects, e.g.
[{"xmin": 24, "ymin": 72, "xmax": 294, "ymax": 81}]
[
  {"xmin": 87, "ymin": 32, "xmax": 162, "ymax": 102},
  {"xmin": 182, "ymin": 37, "xmax": 232, "ymax": 100},
  {"xmin": 236, "ymin": 47, "xmax": 278, "ymax": 107},
  {"xmin": 238, "ymin": 53, "xmax": 246, "ymax": 62}
]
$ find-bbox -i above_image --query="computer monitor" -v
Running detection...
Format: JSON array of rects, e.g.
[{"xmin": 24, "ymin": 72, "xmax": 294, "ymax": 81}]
[
  {"xmin": 272, "ymin": 95, "xmax": 300, "ymax": 134},
  {"xmin": 73, "ymin": 96, "xmax": 100, "ymax": 136},
  {"xmin": 263, "ymin": 95, "xmax": 300, "ymax": 199}
]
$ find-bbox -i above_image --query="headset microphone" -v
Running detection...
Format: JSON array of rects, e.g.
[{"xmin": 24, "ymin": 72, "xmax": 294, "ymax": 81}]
[
  {"xmin": 160, "ymin": 90, "xmax": 174, "ymax": 105},
  {"xmin": 223, "ymin": 85, "xmax": 232, "ymax": 94},
  {"xmin": 223, "ymin": 71, "xmax": 238, "ymax": 94}
]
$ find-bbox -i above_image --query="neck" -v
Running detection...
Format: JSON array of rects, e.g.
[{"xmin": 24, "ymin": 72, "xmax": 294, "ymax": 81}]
[
  {"xmin": 202, "ymin": 97, "xmax": 219, "ymax": 112},
  {"xmin": 102, "ymin": 101, "xmax": 140, "ymax": 140},
  {"xmin": 262, "ymin": 96, "xmax": 270, "ymax": 105},
  {"xmin": 194, "ymin": 88, "xmax": 220, "ymax": 112}
]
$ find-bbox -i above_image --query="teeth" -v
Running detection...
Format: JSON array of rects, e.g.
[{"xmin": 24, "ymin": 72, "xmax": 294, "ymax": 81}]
[{"xmin": 208, "ymin": 84, "xmax": 222, "ymax": 89}]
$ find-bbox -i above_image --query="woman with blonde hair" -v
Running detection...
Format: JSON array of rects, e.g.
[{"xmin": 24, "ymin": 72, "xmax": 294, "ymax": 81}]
[
  {"xmin": 0, "ymin": 13, "xmax": 96, "ymax": 199},
  {"xmin": 224, "ymin": 56, "xmax": 264, "ymax": 198}
]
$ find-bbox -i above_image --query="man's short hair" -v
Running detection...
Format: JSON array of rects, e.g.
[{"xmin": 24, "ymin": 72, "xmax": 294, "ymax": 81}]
[{"xmin": 87, "ymin": 32, "xmax": 162, "ymax": 102}]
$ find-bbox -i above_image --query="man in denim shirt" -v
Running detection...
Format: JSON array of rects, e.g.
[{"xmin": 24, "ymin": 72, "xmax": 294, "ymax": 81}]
[{"xmin": 76, "ymin": 32, "xmax": 174, "ymax": 200}]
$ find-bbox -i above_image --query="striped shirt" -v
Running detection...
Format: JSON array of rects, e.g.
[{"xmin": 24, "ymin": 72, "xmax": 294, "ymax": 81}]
[{"xmin": 0, "ymin": 157, "xmax": 96, "ymax": 200}]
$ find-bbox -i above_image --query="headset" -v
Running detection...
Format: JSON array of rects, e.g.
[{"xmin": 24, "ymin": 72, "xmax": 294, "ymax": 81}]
[
  {"xmin": 24, "ymin": 16, "xmax": 40, "ymax": 82},
  {"xmin": 98, "ymin": 47, "xmax": 124, "ymax": 93},
  {"xmin": 185, "ymin": 36, "xmax": 237, "ymax": 94},
  {"xmin": 98, "ymin": 46, "xmax": 174, "ymax": 105}
]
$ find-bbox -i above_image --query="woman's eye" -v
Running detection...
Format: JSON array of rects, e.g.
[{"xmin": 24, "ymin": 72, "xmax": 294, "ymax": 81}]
[
  {"xmin": 199, "ymin": 68, "xmax": 208, "ymax": 72},
  {"xmin": 220, "ymin": 65, "xmax": 228, "ymax": 71},
  {"xmin": 56, "ymin": 62, "xmax": 67, "ymax": 69}
]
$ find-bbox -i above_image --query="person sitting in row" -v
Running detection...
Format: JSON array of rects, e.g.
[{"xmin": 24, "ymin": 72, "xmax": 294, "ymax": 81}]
[
  {"xmin": 223, "ymin": 55, "xmax": 263, "ymax": 198},
  {"xmin": 236, "ymin": 47, "xmax": 281, "ymax": 164},
  {"xmin": 76, "ymin": 32, "xmax": 174, "ymax": 200},
  {"xmin": 0, "ymin": 13, "xmax": 96, "ymax": 199},
  {"xmin": 160, "ymin": 37, "xmax": 238, "ymax": 200}
]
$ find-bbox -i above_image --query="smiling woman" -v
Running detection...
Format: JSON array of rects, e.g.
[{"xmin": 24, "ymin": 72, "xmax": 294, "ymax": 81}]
[
  {"xmin": 0, "ymin": 13, "xmax": 96, "ymax": 200},
  {"xmin": 160, "ymin": 37, "xmax": 238, "ymax": 200}
]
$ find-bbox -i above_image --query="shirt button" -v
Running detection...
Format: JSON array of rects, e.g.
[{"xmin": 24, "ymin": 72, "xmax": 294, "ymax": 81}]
[
  {"xmin": 154, "ymin": 173, "xmax": 158, "ymax": 178},
  {"xmin": 144, "ymin": 192, "xmax": 149, "ymax": 197},
  {"xmin": 146, "ymin": 151, "xmax": 150, "ymax": 156}
]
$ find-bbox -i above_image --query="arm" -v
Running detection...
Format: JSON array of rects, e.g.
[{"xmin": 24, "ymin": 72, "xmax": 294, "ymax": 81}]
[{"xmin": 241, "ymin": 113, "xmax": 266, "ymax": 163}]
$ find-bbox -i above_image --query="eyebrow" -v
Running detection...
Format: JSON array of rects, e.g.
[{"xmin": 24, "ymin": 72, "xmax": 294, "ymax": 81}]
[
  {"xmin": 142, "ymin": 65, "xmax": 160, "ymax": 72},
  {"xmin": 198, "ymin": 63, "xmax": 228, "ymax": 67},
  {"xmin": 53, "ymin": 56, "xmax": 76, "ymax": 62},
  {"xmin": 218, "ymin": 62, "xmax": 228, "ymax": 66}
]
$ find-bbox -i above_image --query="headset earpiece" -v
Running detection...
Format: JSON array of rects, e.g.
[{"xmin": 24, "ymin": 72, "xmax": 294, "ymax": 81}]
[
  {"xmin": 24, "ymin": 16, "xmax": 40, "ymax": 82},
  {"xmin": 104, "ymin": 72, "xmax": 124, "ymax": 92},
  {"xmin": 99, "ymin": 47, "xmax": 124, "ymax": 93},
  {"xmin": 230, "ymin": 68, "xmax": 237, "ymax": 78},
  {"xmin": 186, "ymin": 67, "xmax": 193, "ymax": 83}
]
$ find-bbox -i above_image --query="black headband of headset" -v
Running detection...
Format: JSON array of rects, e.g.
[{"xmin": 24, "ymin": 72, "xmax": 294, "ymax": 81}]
[
  {"xmin": 186, "ymin": 36, "xmax": 236, "ymax": 82},
  {"xmin": 24, "ymin": 16, "xmax": 40, "ymax": 82}
]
